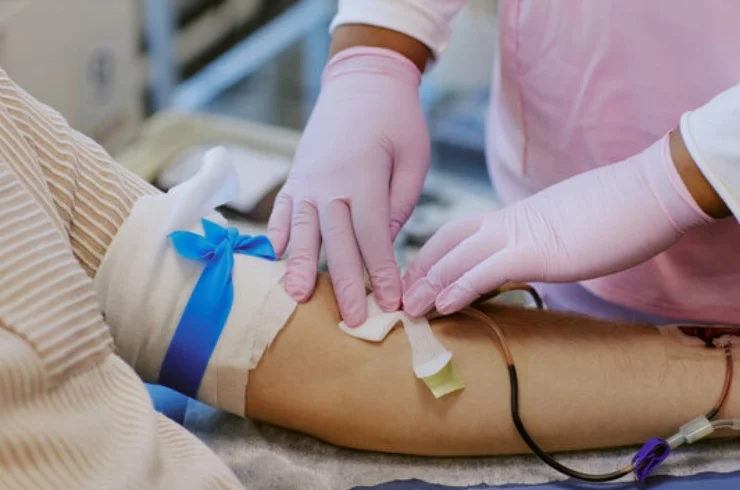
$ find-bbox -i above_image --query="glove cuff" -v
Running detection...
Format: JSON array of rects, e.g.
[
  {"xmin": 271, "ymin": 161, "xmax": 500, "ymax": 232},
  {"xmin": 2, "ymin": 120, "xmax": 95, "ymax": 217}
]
[{"xmin": 322, "ymin": 46, "xmax": 422, "ymax": 88}]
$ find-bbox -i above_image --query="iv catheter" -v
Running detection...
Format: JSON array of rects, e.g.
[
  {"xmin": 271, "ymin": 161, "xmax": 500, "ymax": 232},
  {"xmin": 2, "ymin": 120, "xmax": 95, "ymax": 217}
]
[{"xmin": 453, "ymin": 284, "xmax": 738, "ymax": 483}]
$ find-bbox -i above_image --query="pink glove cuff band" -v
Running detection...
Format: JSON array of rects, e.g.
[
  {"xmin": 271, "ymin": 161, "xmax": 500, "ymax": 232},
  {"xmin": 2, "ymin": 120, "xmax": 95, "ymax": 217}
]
[
  {"xmin": 647, "ymin": 134, "xmax": 714, "ymax": 234},
  {"xmin": 322, "ymin": 46, "xmax": 422, "ymax": 88}
]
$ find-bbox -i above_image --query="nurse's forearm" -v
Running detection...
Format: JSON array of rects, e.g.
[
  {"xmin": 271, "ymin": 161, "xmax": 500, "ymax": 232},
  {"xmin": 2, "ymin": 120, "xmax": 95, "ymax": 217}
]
[
  {"xmin": 246, "ymin": 276, "xmax": 738, "ymax": 456},
  {"xmin": 671, "ymin": 128, "xmax": 731, "ymax": 219},
  {"xmin": 331, "ymin": 25, "xmax": 431, "ymax": 72}
]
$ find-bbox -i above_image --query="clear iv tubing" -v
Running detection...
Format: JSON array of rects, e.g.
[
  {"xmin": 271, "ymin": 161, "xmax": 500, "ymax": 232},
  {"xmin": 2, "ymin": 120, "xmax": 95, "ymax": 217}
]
[
  {"xmin": 711, "ymin": 419, "xmax": 740, "ymax": 430},
  {"xmin": 461, "ymin": 284, "xmax": 735, "ymax": 483}
]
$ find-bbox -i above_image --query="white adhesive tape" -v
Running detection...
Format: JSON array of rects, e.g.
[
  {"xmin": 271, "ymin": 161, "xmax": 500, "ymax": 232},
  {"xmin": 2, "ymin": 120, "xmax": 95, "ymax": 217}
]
[
  {"xmin": 339, "ymin": 294, "xmax": 453, "ymax": 380},
  {"xmin": 95, "ymin": 148, "xmax": 296, "ymax": 416}
]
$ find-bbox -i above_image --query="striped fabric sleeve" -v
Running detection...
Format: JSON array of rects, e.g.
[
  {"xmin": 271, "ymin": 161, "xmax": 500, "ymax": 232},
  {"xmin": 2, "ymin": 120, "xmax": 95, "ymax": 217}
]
[
  {"xmin": 0, "ymin": 68, "xmax": 244, "ymax": 489},
  {"xmin": 0, "ymin": 69, "xmax": 160, "ymax": 277}
]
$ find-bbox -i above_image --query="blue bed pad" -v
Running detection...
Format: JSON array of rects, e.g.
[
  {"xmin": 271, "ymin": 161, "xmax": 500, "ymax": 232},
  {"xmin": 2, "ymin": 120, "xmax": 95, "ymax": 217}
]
[{"xmin": 355, "ymin": 471, "xmax": 740, "ymax": 490}]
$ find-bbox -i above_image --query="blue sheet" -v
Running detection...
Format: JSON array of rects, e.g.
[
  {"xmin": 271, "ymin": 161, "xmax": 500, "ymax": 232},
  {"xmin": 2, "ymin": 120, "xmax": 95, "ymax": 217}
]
[
  {"xmin": 147, "ymin": 384, "xmax": 189, "ymax": 424},
  {"xmin": 355, "ymin": 471, "xmax": 740, "ymax": 490}
]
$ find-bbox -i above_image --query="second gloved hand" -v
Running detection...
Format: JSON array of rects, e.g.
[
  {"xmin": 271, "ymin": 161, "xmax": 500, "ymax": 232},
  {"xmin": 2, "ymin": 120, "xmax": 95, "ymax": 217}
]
[
  {"xmin": 268, "ymin": 47, "xmax": 430, "ymax": 327},
  {"xmin": 402, "ymin": 134, "xmax": 713, "ymax": 317}
]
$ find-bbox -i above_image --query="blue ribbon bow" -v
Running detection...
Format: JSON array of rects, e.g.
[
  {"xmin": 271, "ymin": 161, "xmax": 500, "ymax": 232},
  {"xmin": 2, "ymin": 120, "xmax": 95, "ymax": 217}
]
[{"xmin": 158, "ymin": 218, "xmax": 275, "ymax": 398}]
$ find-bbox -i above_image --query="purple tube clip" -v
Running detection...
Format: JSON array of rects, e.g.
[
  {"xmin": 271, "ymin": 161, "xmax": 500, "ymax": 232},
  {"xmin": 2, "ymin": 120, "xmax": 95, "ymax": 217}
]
[{"xmin": 632, "ymin": 438, "xmax": 671, "ymax": 482}]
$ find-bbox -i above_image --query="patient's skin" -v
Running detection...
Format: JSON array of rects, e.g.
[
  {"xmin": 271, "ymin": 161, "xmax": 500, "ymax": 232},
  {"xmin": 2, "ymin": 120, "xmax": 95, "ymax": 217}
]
[{"xmin": 246, "ymin": 275, "xmax": 738, "ymax": 456}]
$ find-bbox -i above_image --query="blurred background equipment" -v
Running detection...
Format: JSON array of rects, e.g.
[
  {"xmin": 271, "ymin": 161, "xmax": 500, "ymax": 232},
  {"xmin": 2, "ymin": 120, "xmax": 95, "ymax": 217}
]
[
  {"xmin": 0, "ymin": 0, "xmax": 498, "ymax": 184},
  {"xmin": 424, "ymin": 0, "xmax": 498, "ymax": 153},
  {"xmin": 140, "ymin": 0, "xmax": 333, "ymax": 113},
  {"xmin": 130, "ymin": 0, "xmax": 499, "ymax": 270},
  {"xmin": 0, "ymin": 0, "xmax": 500, "ymax": 266},
  {"xmin": 0, "ymin": 0, "xmax": 142, "ymax": 153}
]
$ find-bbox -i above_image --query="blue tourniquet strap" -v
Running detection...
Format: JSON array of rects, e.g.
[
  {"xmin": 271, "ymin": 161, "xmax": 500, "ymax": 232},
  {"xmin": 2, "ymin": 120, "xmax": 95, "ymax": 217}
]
[{"xmin": 159, "ymin": 218, "xmax": 275, "ymax": 398}]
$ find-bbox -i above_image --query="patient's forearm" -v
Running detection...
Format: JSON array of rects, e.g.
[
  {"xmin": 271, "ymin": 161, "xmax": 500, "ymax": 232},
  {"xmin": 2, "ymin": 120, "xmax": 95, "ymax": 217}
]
[{"xmin": 246, "ymin": 276, "xmax": 737, "ymax": 456}]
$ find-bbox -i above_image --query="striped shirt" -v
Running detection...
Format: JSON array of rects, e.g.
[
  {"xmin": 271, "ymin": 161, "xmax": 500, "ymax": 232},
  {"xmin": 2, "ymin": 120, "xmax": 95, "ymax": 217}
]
[{"xmin": 0, "ymin": 68, "xmax": 244, "ymax": 489}]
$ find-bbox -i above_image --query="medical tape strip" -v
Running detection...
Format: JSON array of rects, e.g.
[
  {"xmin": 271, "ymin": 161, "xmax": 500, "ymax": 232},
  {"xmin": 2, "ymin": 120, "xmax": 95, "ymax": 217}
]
[
  {"xmin": 94, "ymin": 149, "xmax": 296, "ymax": 416},
  {"xmin": 247, "ymin": 275, "xmax": 296, "ymax": 370},
  {"xmin": 179, "ymin": 245, "xmax": 293, "ymax": 415},
  {"xmin": 339, "ymin": 294, "xmax": 465, "ymax": 398},
  {"xmin": 402, "ymin": 316, "xmax": 453, "ymax": 378}
]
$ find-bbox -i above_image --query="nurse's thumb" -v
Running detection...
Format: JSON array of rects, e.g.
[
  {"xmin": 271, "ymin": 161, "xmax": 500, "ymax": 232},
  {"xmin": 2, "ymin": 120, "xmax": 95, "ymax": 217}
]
[{"xmin": 388, "ymin": 155, "xmax": 430, "ymax": 241}]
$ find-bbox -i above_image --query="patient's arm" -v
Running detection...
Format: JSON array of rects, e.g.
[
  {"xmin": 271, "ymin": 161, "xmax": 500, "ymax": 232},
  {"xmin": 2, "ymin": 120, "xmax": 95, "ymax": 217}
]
[{"xmin": 247, "ymin": 275, "xmax": 738, "ymax": 456}]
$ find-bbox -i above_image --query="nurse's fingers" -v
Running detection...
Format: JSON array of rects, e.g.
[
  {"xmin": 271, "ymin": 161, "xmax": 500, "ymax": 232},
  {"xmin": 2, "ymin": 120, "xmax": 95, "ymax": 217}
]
[
  {"xmin": 388, "ymin": 147, "xmax": 429, "ymax": 241},
  {"xmin": 321, "ymin": 199, "xmax": 368, "ymax": 327},
  {"xmin": 403, "ymin": 227, "xmax": 505, "ymax": 317},
  {"xmin": 283, "ymin": 200, "xmax": 321, "ymax": 302},
  {"xmin": 434, "ymin": 250, "xmax": 517, "ymax": 315},
  {"xmin": 266, "ymin": 190, "xmax": 293, "ymax": 257},
  {"xmin": 401, "ymin": 215, "xmax": 483, "ymax": 292},
  {"xmin": 352, "ymin": 194, "xmax": 401, "ymax": 313}
]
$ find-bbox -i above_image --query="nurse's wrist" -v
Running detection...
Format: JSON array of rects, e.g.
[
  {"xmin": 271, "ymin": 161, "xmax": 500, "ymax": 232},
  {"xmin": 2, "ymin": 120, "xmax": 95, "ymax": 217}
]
[
  {"xmin": 331, "ymin": 24, "xmax": 430, "ymax": 72},
  {"xmin": 669, "ymin": 128, "xmax": 731, "ymax": 219}
]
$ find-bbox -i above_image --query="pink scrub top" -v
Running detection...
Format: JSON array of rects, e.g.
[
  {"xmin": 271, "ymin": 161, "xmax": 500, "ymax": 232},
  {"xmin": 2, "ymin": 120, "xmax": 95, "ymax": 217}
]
[{"xmin": 487, "ymin": 1, "xmax": 740, "ymax": 324}]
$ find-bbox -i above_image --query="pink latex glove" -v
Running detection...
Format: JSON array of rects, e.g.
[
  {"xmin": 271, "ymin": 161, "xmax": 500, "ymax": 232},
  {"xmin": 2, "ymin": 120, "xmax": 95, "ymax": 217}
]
[
  {"xmin": 402, "ymin": 134, "xmax": 713, "ymax": 317},
  {"xmin": 268, "ymin": 47, "xmax": 430, "ymax": 326}
]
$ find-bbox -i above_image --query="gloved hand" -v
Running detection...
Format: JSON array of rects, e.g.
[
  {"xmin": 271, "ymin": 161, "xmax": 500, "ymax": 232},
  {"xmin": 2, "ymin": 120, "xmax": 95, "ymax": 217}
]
[
  {"xmin": 402, "ymin": 134, "xmax": 713, "ymax": 317},
  {"xmin": 267, "ymin": 47, "xmax": 430, "ymax": 326}
]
